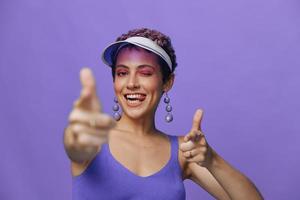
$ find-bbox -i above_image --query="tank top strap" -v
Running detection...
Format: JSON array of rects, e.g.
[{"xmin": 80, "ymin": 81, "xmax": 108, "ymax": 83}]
[
  {"xmin": 168, "ymin": 135, "xmax": 177, "ymax": 160},
  {"xmin": 167, "ymin": 135, "xmax": 182, "ymax": 176}
]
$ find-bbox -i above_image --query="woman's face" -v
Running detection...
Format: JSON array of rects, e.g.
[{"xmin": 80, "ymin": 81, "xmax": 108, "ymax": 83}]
[{"xmin": 114, "ymin": 46, "xmax": 168, "ymax": 120}]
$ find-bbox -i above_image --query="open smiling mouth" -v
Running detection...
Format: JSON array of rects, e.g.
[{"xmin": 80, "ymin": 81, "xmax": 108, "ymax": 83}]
[{"xmin": 124, "ymin": 93, "xmax": 147, "ymax": 105}]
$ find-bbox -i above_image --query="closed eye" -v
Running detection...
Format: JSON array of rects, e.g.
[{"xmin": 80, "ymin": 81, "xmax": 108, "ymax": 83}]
[
  {"xmin": 138, "ymin": 67, "xmax": 154, "ymax": 76},
  {"xmin": 139, "ymin": 71, "xmax": 153, "ymax": 76}
]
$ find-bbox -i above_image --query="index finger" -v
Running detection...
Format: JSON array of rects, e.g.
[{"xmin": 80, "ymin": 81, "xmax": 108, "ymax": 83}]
[
  {"xmin": 191, "ymin": 109, "xmax": 203, "ymax": 131},
  {"xmin": 74, "ymin": 68, "xmax": 101, "ymax": 112},
  {"xmin": 80, "ymin": 67, "xmax": 97, "ymax": 97}
]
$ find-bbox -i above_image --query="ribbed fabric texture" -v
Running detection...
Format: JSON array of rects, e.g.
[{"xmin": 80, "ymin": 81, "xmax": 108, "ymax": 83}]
[{"xmin": 72, "ymin": 134, "xmax": 186, "ymax": 200}]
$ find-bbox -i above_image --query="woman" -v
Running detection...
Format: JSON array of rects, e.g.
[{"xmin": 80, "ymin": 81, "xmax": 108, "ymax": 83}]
[{"xmin": 64, "ymin": 28, "xmax": 263, "ymax": 199}]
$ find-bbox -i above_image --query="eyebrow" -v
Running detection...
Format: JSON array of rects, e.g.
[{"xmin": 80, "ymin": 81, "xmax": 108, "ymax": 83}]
[{"xmin": 115, "ymin": 64, "xmax": 156, "ymax": 70}]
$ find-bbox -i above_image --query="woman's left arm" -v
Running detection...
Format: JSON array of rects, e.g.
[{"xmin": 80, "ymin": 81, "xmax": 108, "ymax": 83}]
[
  {"xmin": 180, "ymin": 109, "xmax": 263, "ymax": 200},
  {"xmin": 206, "ymin": 149, "xmax": 263, "ymax": 200}
]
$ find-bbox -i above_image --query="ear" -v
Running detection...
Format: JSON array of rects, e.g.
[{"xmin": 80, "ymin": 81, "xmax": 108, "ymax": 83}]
[{"xmin": 163, "ymin": 73, "xmax": 175, "ymax": 92}]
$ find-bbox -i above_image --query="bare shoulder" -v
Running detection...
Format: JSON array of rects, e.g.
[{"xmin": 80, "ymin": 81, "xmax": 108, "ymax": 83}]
[{"xmin": 177, "ymin": 135, "xmax": 192, "ymax": 180}]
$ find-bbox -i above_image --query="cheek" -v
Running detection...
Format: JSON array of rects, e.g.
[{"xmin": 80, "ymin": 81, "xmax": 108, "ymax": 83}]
[
  {"xmin": 143, "ymin": 79, "xmax": 164, "ymax": 94},
  {"xmin": 113, "ymin": 79, "xmax": 124, "ymax": 93}
]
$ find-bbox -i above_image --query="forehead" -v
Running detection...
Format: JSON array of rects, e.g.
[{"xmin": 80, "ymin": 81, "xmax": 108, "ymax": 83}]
[{"xmin": 115, "ymin": 46, "xmax": 160, "ymax": 68}]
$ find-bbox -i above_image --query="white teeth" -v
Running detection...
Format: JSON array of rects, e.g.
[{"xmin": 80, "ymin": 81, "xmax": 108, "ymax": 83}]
[
  {"xmin": 128, "ymin": 100, "xmax": 139, "ymax": 102},
  {"xmin": 126, "ymin": 94, "xmax": 143, "ymax": 99}
]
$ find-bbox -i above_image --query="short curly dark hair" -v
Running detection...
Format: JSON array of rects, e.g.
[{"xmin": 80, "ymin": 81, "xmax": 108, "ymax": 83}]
[{"xmin": 111, "ymin": 28, "xmax": 177, "ymax": 84}]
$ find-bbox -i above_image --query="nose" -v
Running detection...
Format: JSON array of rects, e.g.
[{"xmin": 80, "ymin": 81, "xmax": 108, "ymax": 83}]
[{"xmin": 126, "ymin": 73, "xmax": 140, "ymax": 90}]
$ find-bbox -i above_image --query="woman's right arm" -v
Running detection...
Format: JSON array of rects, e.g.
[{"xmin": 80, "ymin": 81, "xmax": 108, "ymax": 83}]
[{"xmin": 63, "ymin": 68, "xmax": 115, "ymax": 175}]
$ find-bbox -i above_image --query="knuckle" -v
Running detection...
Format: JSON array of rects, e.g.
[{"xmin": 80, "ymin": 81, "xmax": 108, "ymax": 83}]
[
  {"xmin": 97, "ymin": 115, "xmax": 114, "ymax": 128},
  {"xmin": 184, "ymin": 152, "xmax": 190, "ymax": 157},
  {"xmin": 71, "ymin": 123, "xmax": 84, "ymax": 133},
  {"xmin": 68, "ymin": 110, "xmax": 76, "ymax": 122},
  {"xmin": 65, "ymin": 126, "xmax": 78, "ymax": 140},
  {"xmin": 179, "ymin": 144, "xmax": 185, "ymax": 151},
  {"xmin": 68, "ymin": 109, "xmax": 83, "ymax": 122}
]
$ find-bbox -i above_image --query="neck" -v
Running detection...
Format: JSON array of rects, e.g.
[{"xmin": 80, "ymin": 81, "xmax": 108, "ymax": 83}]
[{"xmin": 115, "ymin": 114, "xmax": 157, "ymax": 138}]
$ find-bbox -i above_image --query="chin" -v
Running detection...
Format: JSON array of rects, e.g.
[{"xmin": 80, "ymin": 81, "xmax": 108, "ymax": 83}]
[{"xmin": 122, "ymin": 107, "xmax": 150, "ymax": 120}]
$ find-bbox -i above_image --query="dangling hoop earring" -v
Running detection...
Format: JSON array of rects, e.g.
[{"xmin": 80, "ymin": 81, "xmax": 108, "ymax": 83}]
[
  {"xmin": 164, "ymin": 92, "xmax": 173, "ymax": 123},
  {"xmin": 112, "ymin": 97, "xmax": 121, "ymax": 121}
]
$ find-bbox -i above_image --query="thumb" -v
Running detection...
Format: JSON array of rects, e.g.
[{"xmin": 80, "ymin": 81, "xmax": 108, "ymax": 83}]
[{"xmin": 74, "ymin": 67, "xmax": 102, "ymax": 112}]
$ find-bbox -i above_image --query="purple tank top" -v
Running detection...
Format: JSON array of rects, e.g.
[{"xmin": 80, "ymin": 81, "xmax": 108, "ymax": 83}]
[{"xmin": 72, "ymin": 134, "xmax": 186, "ymax": 200}]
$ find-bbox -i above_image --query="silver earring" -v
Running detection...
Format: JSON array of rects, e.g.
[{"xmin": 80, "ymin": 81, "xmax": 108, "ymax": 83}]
[
  {"xmin": 112, "ymin": 97, "xmax": 121, "ymax": 121},
  {"xmin": 164, "ymin": 92, "xmax": 173, "ymax": 123}
]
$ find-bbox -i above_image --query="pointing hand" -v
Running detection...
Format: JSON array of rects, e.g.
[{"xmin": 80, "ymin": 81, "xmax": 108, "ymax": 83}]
[
  {"xmin": 64, "ymin": 68, "xmax": 115, "ymax": 163},
  {"xmin": 180, "ymin": 109, "xmax": 214, "ymax": 168}
]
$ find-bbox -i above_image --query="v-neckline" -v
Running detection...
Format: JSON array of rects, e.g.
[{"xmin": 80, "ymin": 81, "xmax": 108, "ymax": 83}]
[{"xmin": 106, "ymin": 135, "xmax": 173, "ymax": 179}]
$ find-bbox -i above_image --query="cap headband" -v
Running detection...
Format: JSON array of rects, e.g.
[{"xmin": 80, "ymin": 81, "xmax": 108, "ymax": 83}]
[{"xmin": 101, "ymin": 36, "xmax": 173, "ymax": 71}]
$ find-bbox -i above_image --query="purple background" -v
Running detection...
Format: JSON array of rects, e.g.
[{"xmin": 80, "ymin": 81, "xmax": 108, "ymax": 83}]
[{"xmin": 1, "ymin": 0, "xmax": 299, "ymax": 199}]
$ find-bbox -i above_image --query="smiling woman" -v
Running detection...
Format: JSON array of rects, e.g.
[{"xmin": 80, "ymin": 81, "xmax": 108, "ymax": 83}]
[
  {"xmin": 113, "ymin": 46, "xmax": 168, "ymax": 122},
  {"xmin": 63, "ymin": 28, "xmax": 264, "ymax": 200}
]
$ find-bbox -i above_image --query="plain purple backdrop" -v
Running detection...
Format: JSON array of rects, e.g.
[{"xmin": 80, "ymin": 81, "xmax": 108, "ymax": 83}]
[{"xmin": 1, "ymin": 0, "xmax": 299, "ymax": 199}]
